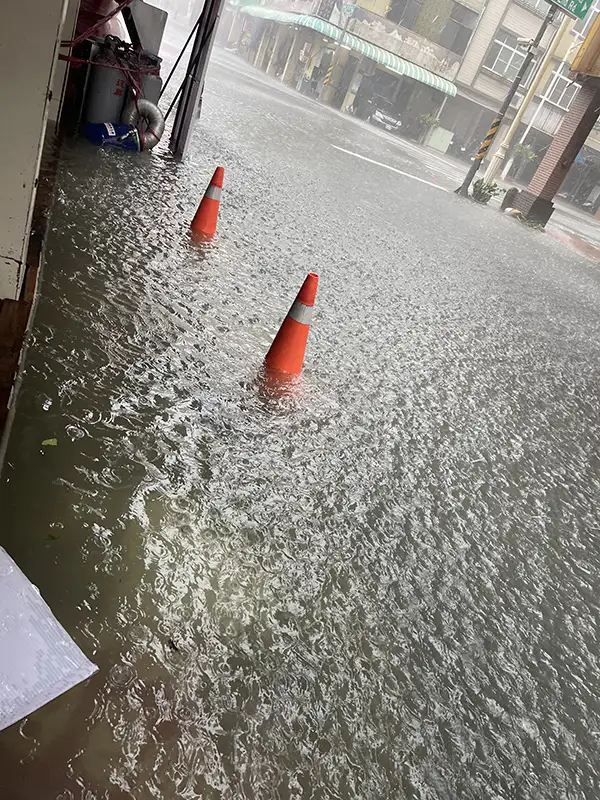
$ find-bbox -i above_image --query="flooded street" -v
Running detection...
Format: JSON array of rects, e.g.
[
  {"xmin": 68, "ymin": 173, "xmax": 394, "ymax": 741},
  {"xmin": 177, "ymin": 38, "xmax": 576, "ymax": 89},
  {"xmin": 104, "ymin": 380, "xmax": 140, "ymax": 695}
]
[{"xmin": 2, "ymin": 48, "xmax": 600, "ymax": 799}]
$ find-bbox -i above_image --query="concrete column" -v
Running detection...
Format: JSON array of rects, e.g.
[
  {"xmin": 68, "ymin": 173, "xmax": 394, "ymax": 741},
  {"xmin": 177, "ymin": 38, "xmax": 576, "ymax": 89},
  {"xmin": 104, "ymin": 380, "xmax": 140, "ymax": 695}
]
[
  {"xmin": 321, "ymin": 49, "xmax": 349, "ymax": 105},
  {"xmin": 303, "ymin": 37, "xmax": 324, "ymax": 81},
  {"xmin": 501, "ymin": 154, "xmax": 515, "ymax": 180},
  {"xmin": 266, "ymin": 26, "xmax": 285, "ymax": 76},
  {"xmin": 488, "ymin": 121, "xmax": 511, "ymax": 160},
  {"xmin": 514, "ymin": 79, "xmax": 600, "ymax": 225},
  {"xmin": 341, "ymin": 57, "xmax": 364, "ymax": 111},
  {"xmin": 0, "ymin": 0, "xmax": 69, "ymax": 299},
  {"xmin": 227, "ymin": 10, "xmax": 244, "ymax": 47},
  {"xmin": 254, "ymin": 24, "xmax": 271, "ymax": 70},
  {"xmin": 281, "ymin": 32, "xmax": 304, "ymax": 85}
]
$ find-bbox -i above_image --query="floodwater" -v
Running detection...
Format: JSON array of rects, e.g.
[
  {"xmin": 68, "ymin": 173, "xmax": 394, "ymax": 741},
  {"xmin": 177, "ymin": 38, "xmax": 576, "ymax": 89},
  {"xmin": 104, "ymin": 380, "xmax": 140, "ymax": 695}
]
[{"xmin": 2, "ymin": 48, "xmax": 600, "ymax": 800}]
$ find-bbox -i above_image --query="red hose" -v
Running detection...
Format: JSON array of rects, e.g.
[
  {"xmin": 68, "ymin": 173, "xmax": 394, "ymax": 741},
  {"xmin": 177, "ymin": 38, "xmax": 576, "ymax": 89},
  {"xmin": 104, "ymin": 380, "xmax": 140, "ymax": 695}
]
[{"xmin": 58, "ymin": 53, "xmax": 156, "ymax": 74}]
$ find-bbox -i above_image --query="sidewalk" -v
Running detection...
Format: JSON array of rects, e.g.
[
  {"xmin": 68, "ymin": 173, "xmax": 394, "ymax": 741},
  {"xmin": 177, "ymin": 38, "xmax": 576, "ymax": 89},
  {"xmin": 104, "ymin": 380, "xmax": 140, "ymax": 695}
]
[
  {"xmin": 374, "ymin": 135, "xmax": 600, "ymax": 248},
  {"xmin": 501, "ymin": 175, "xmax": 599, "ymax": 228},
  {"xmin": 360, "ymin": 129, "xmax": 600, "ymax": 257}
]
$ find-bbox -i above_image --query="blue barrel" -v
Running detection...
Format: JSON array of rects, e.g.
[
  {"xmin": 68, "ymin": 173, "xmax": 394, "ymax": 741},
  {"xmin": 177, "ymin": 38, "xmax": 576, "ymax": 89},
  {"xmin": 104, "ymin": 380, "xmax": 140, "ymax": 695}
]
[{"xmin": 82, "ymin": 122, "xmax": 141, "ymax": 151}]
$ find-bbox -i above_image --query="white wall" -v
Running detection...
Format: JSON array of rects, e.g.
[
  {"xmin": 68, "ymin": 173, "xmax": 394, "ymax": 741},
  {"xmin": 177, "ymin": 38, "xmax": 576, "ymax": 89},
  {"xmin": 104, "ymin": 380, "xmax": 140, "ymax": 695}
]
[
  {"xmin": 473, "ymin": 71, "xmax": 508, "ymax": 102},
  {"xmin": 522, "ymin": 95, "xmax": 565, "ymax": 134},
  {"xmin": 0, "ymin": 0, "xmax": 70, "ymax": 299},
  {"xmin": 457, "ymin": 0, "xmax": 511, "ymax": 86},
  {"xmin": 458, "ymin": 0, "xmax": 556, "ymax": 88},
  {"xmin": 49, "ymin": 0, "xmax": 82, "ymax": 129},
  {"xmin": 503, "ymin": 3, "xmax": 555, "ymax": 45}
]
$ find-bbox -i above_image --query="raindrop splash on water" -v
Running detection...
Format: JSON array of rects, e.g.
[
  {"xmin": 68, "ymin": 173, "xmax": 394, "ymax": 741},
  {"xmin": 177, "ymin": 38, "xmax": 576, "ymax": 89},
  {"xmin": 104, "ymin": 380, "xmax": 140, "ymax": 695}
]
[{"xmin": 1, "ymin": 50, "xmax": 600, "ymax": 800}]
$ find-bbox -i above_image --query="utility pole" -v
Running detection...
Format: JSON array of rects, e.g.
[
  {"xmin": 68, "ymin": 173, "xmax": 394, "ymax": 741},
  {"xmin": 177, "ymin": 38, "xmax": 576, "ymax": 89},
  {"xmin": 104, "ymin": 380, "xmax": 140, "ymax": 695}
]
[
  {"xmin": 170, "ymin": 0, "xmax": 227, "ymax": 159},
  {"xmin": 483, "ymin": 13, "xmax": 571, "ymax": 184},
  {"xmin": 455, "ymin": 4, "xmax": 556, "ymax": 196},
  {"xmin": 340, "ymin": 6, "xmax": 353, "ymax": 41}
]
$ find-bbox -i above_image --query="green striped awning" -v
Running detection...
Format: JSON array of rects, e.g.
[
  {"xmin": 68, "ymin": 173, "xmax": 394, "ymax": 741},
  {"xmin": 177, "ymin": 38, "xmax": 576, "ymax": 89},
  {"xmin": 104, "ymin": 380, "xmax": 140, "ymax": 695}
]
[{"xmin": 239, "ymin": 6, "xmax": 457, "ymax": 97}]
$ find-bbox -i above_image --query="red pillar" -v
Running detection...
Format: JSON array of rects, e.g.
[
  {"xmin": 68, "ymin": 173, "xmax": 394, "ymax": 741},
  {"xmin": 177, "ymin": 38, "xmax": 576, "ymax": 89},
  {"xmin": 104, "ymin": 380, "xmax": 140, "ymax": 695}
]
[{"xmin": 514, "ymin": 78, "xmax": 600, "ymax": 224}]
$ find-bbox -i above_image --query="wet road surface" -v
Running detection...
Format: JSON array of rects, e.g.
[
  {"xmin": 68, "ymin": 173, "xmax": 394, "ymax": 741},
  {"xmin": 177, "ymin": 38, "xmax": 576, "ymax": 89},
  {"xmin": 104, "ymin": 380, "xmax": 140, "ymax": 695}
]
[{"xmin": 2, "ymin": 48, "xmax": 600, "ymax": 800}]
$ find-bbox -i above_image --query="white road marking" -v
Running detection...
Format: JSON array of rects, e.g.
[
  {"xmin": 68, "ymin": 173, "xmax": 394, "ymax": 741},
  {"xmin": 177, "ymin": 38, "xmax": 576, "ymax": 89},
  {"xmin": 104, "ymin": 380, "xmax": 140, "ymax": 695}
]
[{"xmin": 331, "ymin": 145, "xmax": 447, "ymax": 191}]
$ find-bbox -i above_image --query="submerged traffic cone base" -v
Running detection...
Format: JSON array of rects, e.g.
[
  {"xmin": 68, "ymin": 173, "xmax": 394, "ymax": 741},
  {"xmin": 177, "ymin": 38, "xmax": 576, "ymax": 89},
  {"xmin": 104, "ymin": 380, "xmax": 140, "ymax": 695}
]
[
  {"xmin": 191, "ymin": 166, "xmax": 224, "ymax": 239},
  {"xmin": 265, "ymin": 272, "xmax": 318, "ymax": 376}
]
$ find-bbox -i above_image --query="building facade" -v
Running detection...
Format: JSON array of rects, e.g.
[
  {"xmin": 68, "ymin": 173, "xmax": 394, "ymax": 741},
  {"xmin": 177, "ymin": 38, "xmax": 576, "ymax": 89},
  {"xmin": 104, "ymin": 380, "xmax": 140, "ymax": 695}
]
[
  {"xmin": 231, "ymin": 0, "xmax": 484, "ymax": 142},
  {"xmin": 229, "ymin": 0, "xmax": 600, "ymax": 205},
  {"xmin": 441, "ymin": 0, "xmax": 563, "ymax": 155},
  {"xmin": 447, "ymin": 0, "xmax": 600, "ymax": 202},
  {"xmin": 443, "ymin": 0, "xmax": 600, "ymax": 180}
]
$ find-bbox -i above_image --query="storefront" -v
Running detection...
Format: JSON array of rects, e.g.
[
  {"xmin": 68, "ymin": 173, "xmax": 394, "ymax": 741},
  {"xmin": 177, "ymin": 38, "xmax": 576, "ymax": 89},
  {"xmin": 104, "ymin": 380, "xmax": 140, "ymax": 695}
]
[{"xmin": 236, "ymin": 5, "xmax": 457, "ymax": 115}]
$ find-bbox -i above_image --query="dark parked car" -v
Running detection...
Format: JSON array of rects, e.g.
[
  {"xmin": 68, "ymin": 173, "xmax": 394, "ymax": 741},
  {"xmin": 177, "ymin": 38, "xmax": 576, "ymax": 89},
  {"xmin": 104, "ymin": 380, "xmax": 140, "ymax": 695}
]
[{"xmin": 367, "ymin": 97, "xmax": 402, "ymax": 133}]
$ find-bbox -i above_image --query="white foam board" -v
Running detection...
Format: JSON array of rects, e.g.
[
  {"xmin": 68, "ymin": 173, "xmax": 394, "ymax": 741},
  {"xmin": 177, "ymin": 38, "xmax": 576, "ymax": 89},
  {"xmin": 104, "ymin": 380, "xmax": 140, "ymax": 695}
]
[{"xmin": 0, "ymin": 546, "xmax": 97, "ymax": 732}]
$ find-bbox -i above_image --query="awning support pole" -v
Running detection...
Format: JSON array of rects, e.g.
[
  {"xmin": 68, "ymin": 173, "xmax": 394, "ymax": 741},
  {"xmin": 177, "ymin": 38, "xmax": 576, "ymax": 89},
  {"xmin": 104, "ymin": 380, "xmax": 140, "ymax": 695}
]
[{"xmin": 169, "ymin": 0, "xmax": 227, "ymax": 160}]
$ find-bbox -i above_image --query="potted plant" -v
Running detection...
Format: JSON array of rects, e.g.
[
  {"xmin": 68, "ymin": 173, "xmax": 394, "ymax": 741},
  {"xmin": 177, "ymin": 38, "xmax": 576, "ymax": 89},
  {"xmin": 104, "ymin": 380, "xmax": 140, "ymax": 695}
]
[
  {"xmin": 511, "ymin": 142, "xmax": 538, "ymax": 180},
  {"xmin": 417, "ymin": 113, "xmax": 440, "ymax": 144}
]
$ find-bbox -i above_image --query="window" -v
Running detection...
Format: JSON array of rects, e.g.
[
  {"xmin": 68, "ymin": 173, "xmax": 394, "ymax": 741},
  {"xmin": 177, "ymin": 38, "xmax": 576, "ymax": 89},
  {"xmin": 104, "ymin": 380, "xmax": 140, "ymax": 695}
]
[
  {"xmin": 387, "ymin": 0, "xmax": 423, "ymax": 29},
  {"xmin": 544, "ymin": 61, "xmax": 580, "ymax": 109},
  {"xmin": 439, "ymin": 3, "xmax": 478, "ymax": 56},
  {"xmin": 573, "ymin": 0, "xmax": 600, "ymax": 39},
  {"xmin": 484, "ymin": 31, "xmax": 537, "ymax": 84}
]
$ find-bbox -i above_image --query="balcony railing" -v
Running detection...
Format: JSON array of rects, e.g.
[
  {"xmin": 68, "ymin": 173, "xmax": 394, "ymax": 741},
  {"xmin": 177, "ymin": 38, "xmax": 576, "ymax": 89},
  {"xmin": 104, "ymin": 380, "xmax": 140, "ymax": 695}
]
[
  {"xmin": 346, "ymin": 8, "xmax": 461, "ymax": 79},
  {"xmin": 268, "ymin": 0, "xmax": 319, "ymax": 14},
  {"xmin": 512, "ymin": 0, "xmax": 563, "ymax": 23},
  {"xmin": 263, "ymin": 0, "xmax": 462, "ymax": 79}
]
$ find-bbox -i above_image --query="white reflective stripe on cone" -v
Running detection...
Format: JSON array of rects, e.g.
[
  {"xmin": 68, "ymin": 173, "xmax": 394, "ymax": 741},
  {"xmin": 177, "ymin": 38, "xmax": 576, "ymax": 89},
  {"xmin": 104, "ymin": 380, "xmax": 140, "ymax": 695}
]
[
  {"xmin": 205, "ymin": 185, "xmax": 222, "ymax": 201},
  {"xmin": 288, "ymin": 300, "xmax": 313, "ymax": 325}
]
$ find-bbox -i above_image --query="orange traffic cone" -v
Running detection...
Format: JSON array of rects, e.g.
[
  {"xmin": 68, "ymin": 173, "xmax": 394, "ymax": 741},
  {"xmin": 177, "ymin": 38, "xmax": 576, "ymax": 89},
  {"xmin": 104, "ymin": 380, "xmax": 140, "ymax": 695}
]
[
  {"xmin": 265, "ymin": 272, "xmax": 319, "ymax": 375},
  {"xmin": 191, "ymin": 166, "xmax": 224, "ymax": 239}
]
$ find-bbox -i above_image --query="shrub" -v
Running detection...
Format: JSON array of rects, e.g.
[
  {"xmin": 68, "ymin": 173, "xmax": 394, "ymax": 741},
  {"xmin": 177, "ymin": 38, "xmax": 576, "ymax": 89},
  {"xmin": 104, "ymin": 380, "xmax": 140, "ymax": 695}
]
[
  {"xmin": 472, "ymin": 178, "xmax": 500, "ymax": 205},
  {"xmin": 513, "ymin": 142, "xmax": 538, "ymax": 162}
]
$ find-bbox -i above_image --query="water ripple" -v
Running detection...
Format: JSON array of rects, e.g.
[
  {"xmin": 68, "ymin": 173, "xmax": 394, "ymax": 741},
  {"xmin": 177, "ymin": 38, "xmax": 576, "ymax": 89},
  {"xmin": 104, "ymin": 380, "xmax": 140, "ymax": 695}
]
[{"xmin": 1, "ymin": 49, "xmax": 600, "ymax": 800}]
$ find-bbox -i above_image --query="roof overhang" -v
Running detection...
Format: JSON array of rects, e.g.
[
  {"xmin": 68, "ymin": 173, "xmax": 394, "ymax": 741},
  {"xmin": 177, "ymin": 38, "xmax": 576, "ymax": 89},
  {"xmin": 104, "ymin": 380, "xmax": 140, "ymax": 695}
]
[{"xmin": 239, "ymin": 6, "xmax": 457, "ymax": 97}]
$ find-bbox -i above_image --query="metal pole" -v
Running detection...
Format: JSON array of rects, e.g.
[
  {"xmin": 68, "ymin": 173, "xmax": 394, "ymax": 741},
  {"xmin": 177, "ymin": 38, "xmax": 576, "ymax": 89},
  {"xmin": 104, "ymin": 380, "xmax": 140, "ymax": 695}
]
[
  {"xmin": 169, "ymin": 0, "xmax": 227, "ymax": 159},
  {"xmin": 455, "ymin": 5, "xmax": 556, "ymax": 196},
  {"xmin": 483, "ymin": 13, "xmax": 571, "ymax": 183}
]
